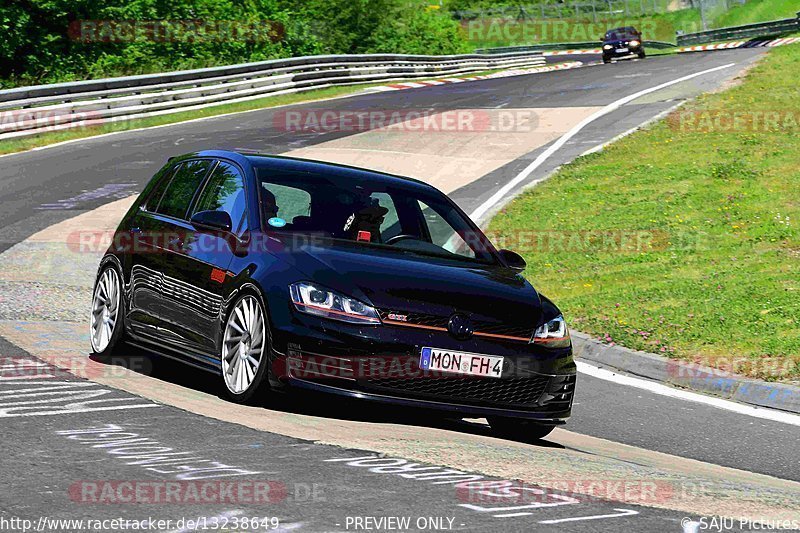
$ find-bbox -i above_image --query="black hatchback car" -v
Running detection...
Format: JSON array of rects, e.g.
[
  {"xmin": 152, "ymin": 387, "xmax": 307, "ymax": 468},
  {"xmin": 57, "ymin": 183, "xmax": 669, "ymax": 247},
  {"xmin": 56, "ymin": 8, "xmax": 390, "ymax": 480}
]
[
  {"xmin": 602, "ymin": 26, "xmax": 645, "ymax": 63},
  {"xmin": 91, "ymin": 151, "xmax": 576, "ymax": 440}
]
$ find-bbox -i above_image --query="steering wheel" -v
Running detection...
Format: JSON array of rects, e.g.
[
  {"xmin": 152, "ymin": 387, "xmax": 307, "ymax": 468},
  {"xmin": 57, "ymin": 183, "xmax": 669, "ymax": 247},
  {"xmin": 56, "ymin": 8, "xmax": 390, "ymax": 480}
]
[{"xmin": 384, "ymin": 234, "xmax": 419, "ymax": 245}]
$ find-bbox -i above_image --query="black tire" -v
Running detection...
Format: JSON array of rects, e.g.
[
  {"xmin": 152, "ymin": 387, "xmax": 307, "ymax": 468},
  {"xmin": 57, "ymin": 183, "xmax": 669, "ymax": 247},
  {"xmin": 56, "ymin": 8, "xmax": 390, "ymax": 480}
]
[
  {"xmin": 602, "ymin": 56, "xmax": 611, "ymax": 64},
  {"xmin": 488, "ymin": 417, "xmax": 556, "ymax": 441},
  {"xmin": 220, "ymin": 291, "xmax": 271, "ymax": 404},
  {"xmin": 89, "ymin": 263, "xmax": 126, "ymax": 357},
  {"xmin": 638, "ymin": 51, "xmax": 646, "ymax": 59}
]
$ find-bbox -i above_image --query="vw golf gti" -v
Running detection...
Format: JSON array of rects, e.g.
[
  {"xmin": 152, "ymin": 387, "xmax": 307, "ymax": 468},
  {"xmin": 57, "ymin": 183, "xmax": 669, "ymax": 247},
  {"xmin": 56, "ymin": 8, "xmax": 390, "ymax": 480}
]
[{"xmin": 90, "ymin": 150, "xmax": 576, "ymax": 440}]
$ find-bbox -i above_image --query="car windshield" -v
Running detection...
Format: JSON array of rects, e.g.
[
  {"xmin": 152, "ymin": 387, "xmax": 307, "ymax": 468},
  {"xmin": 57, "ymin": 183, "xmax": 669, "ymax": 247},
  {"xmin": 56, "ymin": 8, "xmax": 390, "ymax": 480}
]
[
  {"xmin": 605, "ymin": 28, "xmax": 639, "ymax": 40},
  {"xmin": 255, "ymin": 167, "xmax": 498, "ymax": 264}
]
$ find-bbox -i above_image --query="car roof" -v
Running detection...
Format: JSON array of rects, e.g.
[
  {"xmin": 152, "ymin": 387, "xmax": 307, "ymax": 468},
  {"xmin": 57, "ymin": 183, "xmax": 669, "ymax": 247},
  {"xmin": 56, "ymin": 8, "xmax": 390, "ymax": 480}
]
[{"xmin": 184, "ymin": 149, "xmax": 437, "ymax": 193}]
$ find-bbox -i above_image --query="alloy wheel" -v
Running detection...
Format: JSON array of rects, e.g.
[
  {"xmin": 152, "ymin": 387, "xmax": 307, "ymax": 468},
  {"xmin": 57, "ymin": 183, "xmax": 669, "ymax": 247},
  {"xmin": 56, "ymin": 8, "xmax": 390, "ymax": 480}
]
[
  {"xmin": 90, "ymin": 267, "xmax": 121, "ymax": 353},
  {"xmin": 221, "ymin": 295, "xmax": 266, "ymax": 394}
]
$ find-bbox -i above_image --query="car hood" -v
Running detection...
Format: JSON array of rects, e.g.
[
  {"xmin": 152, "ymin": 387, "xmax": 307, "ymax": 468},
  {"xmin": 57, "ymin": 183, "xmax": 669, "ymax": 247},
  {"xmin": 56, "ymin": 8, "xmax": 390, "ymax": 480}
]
[{"xmin": 277, "ymin": 239, "xmax": 542, "ymax": 325}]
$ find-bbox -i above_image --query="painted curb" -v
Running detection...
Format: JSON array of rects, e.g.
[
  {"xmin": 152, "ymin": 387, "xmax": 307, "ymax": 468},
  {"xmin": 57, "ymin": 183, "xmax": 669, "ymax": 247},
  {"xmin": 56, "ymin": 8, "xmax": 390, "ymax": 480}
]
[
  {"xmin": 571, "ymin": 331, "xmax": 800, "ymax": 414},
  {"xmin": 677, "ymin": 37, "xmax": 800, "ymax": 53},
  {"xmin": 370, "ymin": 60, "xmax": 585, "ymax": 92}
]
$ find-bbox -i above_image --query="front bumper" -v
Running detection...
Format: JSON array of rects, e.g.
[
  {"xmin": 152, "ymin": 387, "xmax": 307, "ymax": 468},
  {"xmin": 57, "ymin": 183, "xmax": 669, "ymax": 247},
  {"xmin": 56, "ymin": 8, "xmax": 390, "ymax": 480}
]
[
  {"xmin": 603, "ymin": 44, "xmax": 643, "ymax": 58},
  {"xmin": 267, "ymin": 314, "xmax": 576, "ymax": 423}
]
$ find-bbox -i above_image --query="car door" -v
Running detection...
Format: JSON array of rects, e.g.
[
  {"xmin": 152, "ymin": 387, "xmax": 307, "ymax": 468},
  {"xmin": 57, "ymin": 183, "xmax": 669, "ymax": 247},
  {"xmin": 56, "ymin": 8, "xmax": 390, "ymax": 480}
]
[
  {"xmin": 126, "ymin": 158, "xmax": 214, "ymax": 345},
  {"xmin": 125, "ymin": 160, "xmax": 183, "ymax": 337},
  {"xmin": 158, "ymin": 159, "xmax": 249, "ymax": 358}
]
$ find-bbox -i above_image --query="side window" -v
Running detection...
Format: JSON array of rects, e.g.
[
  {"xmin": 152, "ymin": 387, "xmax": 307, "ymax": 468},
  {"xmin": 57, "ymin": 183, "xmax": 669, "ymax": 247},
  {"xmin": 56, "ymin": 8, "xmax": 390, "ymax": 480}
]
[
  {"xmin": 261, "ymin": 183, "xmax": 311, "ymax": 224},
  {"xmin": 417, "ymin": 200, "xmax": 476, "ymax": 259},
  {"xmin": 193, "ymin": 162, "xmax": 248, "ymax": 235},
  {"xmin": 143, "ymin": 163, "xmax": 181, "ymax": 212},
  {"xmin": 155, "ymin": 159, "xmax": 212, "ymax": 220},
  {"xmin": 370, "ymin": 192, "xmax": 401, "ymax": 241}
]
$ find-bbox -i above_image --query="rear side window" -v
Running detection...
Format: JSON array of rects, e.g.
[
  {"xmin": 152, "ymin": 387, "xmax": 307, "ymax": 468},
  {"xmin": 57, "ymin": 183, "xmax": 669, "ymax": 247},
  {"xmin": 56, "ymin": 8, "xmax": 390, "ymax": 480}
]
[
  {"xmin": 193, "ymin": 161, "xmax": 248, "ymax": 235},
  {"xmin": 155, "ymin": 159, "xmax": 212, "ymax": 219},
  {"xmin": 143, "ymin": 163, "xmax": 180, "ymax": 212}
]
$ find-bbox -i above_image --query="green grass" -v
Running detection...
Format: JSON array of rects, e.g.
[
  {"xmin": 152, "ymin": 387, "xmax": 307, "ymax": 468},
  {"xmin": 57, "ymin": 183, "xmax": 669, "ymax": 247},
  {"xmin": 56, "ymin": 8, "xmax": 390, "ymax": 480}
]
[
  {"xmin": 488, "ymin": 43, "xmax": 800, "ymax": 382},
  {"xmin": 715, "ymin": 0, "xmax": 800, "ymax": 28}
]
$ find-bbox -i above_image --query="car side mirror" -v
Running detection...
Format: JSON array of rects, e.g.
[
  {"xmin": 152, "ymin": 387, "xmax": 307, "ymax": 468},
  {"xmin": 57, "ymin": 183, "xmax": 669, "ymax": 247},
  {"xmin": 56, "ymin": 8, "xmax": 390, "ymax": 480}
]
[
  {"xmin": 498, "ymin": 249, "xmax": 527, "ymax": 272},
  {"xmin": 190, "ymin": 210, "xmax": 232, "ymax": 233}
]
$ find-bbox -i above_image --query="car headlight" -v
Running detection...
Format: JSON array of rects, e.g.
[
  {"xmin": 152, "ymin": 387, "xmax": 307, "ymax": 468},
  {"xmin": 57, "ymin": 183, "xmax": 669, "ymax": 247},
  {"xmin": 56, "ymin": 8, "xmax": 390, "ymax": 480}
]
[
  {"xmin": 290, "ymin": 282, "xmax": 381, "ymax": 324},
  {"xmin": 629, "ymin": 40, "xmax": 640, "ymax": 47},
  {"xmin": 531, "ymin": 315, "xmax": 570, "ymax": 348},
  {"xmin": 603, "ymin": 44, "xmax": 613, "ymax": 50}
]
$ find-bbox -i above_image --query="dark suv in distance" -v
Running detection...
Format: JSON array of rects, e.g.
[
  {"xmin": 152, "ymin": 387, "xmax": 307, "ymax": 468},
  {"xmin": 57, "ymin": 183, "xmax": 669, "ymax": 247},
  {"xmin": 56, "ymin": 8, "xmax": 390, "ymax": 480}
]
[
  {"xmin": 602, "ymin": 26, "xmax": 645, "ymax": 63},
  {"xmin": 90, "ymin": 150, "xmax": 576, "ymax": 441}
]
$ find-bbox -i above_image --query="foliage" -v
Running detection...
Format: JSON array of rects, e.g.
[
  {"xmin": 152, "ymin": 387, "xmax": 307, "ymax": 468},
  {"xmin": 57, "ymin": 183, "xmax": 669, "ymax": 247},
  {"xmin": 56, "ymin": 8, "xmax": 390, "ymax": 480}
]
[
  {"xmin": 1, "ymin": 0, "xmax": 469, "ymax": 87},
  {"xmin": 366, "ymin": 8, "xmax": 471, "ymax": 55}
]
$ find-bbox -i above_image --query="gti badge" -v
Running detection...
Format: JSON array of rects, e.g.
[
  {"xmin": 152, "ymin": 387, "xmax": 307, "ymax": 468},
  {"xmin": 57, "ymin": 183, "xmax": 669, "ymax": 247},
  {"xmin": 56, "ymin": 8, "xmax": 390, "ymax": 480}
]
[
  {"xmin": 387, "ymin": 313, "xmax": 408, "ymax": 322},
  {"xmin": 448, "ymin": 314, "xmax": 474, "ymax": 340}
]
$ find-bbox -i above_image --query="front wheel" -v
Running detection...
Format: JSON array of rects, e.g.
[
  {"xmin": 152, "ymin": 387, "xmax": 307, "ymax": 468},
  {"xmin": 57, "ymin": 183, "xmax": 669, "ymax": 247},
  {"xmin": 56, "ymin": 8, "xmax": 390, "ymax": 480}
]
[
  {"xmin": 90, "ymin": 264, "xmax": 125, "ymax": 356},
  {"xmin": 637, "ymin": 51, "xmax": 646, "ymax": 59},
  {"xmin": 488, "ymin": 417, "xmax": 556, "ymax": 441},
  {"xmin": 221, "ymin": 293, "xmax": 270, "ymax": 403},
  {"xmin": 602, "ymin": 56, "xmax": 611, "ymax": 64}
]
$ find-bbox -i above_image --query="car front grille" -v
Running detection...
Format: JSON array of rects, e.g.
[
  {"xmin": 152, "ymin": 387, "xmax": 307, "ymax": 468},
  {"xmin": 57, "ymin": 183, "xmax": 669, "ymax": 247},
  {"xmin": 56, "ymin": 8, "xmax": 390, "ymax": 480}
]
[
  {"xmin": 377, "ymin": 309, "xmax": 534, "ymax": 342},
  {"xmin": 364, "ymin": 374, "xmax": 555, "ymax": 408}
]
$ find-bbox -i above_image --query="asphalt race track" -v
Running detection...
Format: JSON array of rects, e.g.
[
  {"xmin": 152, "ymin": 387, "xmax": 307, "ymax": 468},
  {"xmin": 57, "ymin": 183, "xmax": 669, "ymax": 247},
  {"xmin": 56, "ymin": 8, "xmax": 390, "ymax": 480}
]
[{"xmin": 1, "ymin": 48, "xmax": 798, "ymax": 532}]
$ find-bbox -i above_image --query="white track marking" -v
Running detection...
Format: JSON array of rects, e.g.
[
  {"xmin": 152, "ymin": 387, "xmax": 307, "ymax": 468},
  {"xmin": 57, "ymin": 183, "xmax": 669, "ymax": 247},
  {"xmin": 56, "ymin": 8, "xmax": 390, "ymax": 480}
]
[
  {"xmin": 469, "ymin": 62, "xmax": 736, "ymax": 222},
  {"xmin": 0, "ymin": 403, "xmax": 159, "ymax": 417},
  {"xmin": 577, "ymin": 361, "xmax": 800, "ymax": 427},
  {"xmin": 0, "ymin": 361, "xmax": 49, "ymax": 370},
  {"xmin": 538, "ymin": 508, "xmax": 639, "ymax": 524},
  {"xmin": 579, "ymin": 100, "xmax": 687, "ymax": 157}
]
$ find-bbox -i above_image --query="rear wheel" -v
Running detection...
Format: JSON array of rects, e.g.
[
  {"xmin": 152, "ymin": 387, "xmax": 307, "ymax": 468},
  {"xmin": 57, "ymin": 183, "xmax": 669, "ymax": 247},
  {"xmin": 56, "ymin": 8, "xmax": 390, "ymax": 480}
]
[
  {"xmin": 90, "ymin": 265, "xmax": 124, "ymax": 356},
  {"xmin": 488, "ymin": 417, "xmax": 556, "ymax": 441},
  {"xmin": 221, "ymin": 293, "xmax": 270, "ymax": 403}
]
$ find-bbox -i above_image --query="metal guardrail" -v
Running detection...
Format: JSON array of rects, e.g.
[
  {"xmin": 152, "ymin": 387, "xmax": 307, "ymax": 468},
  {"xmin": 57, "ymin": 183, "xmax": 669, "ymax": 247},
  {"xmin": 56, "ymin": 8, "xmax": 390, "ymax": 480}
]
[
  {"xmin": 676, "ymin": 12, "xmax": 800, "ymax": 46},
  {"xmin": 477, "ymin": 42, "xmax": 599, "ymax": 53},
  {"xmin": 0, "ymin": 51, "xmax": 547, "ymax": 140},
  {"xmin": 477, "ymin": 40, "xmax": 675, "ymax": 54}
]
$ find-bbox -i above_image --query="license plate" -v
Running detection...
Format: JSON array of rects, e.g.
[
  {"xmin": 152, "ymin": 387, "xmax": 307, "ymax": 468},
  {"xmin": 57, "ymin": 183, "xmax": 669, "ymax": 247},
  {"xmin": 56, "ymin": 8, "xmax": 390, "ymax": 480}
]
[
  {"xmin": 616, "ymin": 48, "xmax": 628, "ymax": 53},
  {"xmin": 420, "ymin": 347, "xmax": 503, "ymax": 378}
]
